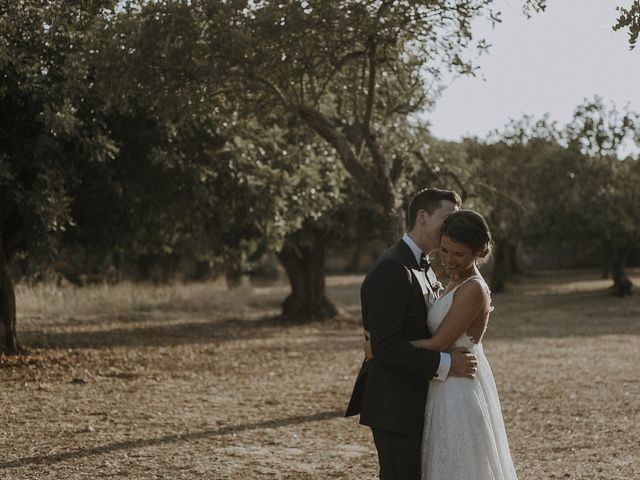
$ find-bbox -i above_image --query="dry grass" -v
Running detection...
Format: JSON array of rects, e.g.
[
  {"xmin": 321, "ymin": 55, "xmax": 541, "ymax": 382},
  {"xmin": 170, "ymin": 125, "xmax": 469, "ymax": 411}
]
[{"xmin": 1, "ymin": 269, "xmax": 639, "ymax": 479}]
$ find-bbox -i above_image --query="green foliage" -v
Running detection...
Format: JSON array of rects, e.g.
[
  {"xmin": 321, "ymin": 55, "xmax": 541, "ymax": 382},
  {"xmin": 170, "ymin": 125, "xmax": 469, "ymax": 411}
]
[
  {"xmin": 8, "ymin": 0, "xmax": 635, "ymax": 283},
  {"xmin": 554, "ymin": 99, "xmax": 639, "ymax": 253},
  {"xmin": 614, "ymin": 0, "xmax": 640, "ymax": 49},
  {"xmin": 473, "ymin": 99, "xmax": 640, "ymax": 263},
  {"xmin": 0, "ymin": 1, "xmax": 117, "ymax": 258},
  {"xmin": 102, "ymin": 0, "xmax": 515, "ymax": 240},
  {"xmin": 566, "ymin": 97, "xmax": 640, "ymax": 157}
]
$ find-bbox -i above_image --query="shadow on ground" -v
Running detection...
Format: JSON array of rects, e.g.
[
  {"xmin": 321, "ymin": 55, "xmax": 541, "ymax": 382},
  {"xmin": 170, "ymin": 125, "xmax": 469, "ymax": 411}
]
[
  {"xmin": 0, "ymin": 410, "xmax": 345, "ymax": 470},
  {"xmin": 19, "ymin": 314, "xmax": 296, "ymax": 350}
]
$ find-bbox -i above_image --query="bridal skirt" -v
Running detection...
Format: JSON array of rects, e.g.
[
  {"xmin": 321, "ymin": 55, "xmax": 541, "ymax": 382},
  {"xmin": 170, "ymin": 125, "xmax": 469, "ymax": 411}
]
[{"xmin": 421, "ymin": 343, "xmax": 518, "ymax": 480}]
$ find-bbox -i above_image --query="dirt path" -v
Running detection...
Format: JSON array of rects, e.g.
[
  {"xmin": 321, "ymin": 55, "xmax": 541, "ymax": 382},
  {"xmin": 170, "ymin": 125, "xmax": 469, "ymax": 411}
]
[{"xmin": 1, "ymin": 270, "xmax": 639, "ymax": 479}]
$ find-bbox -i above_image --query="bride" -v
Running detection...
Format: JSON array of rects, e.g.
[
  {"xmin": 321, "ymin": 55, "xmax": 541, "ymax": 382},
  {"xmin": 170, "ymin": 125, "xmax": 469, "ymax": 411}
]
[{"xmin": 410, "ymin": 209, "xmax": 518, "ymax": 480}]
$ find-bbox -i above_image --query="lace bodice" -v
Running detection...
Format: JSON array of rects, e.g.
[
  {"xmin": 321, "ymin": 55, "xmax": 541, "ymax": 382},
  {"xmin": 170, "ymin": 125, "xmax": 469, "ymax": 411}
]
[{"xmin": 427, "ymin": 274, "xmax": 493, "ymax": 349}]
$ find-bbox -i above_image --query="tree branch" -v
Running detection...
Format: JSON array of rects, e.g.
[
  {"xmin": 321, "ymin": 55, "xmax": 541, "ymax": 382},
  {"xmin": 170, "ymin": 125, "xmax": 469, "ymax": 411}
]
[
  {"xmin": 316, "ymin": 49, "xmax": 367, "ymax": 100},
  {"xmin": 413, "ymin": 150, "xmax": 469, "ymax": 201},
  {"xmin": 365, "ymin": 133, "xmax": 397, "ymax": 212},
  {"xmin": 256, "ymin": 76, "xmax": 291, "ymax": 107},
  {"xmin": 363, "ymin": 36, "xmax": 377, "ymax": 136},
  {"xmin": 296, "ymin": 105, "xmax": 369, "ymax": 182}
]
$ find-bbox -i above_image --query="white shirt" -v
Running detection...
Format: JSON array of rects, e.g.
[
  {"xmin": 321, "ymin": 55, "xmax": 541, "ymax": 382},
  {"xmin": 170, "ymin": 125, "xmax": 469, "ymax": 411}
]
[{"xmin": 401, "ymin": 233, "xmax": 451, "ymax": 382}]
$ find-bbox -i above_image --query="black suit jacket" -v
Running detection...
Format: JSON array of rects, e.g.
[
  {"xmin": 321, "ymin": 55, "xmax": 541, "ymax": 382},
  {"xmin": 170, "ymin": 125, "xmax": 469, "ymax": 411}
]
[{"xmin": 345, "ymin": 239, "xmax": 441, "ymax": 434}]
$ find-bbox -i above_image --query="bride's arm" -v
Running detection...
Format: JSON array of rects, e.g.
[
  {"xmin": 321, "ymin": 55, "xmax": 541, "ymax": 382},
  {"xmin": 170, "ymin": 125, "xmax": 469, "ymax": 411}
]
[{"xmin": 411, "ymin": 281, "xmax": 488, "ymax": 352}]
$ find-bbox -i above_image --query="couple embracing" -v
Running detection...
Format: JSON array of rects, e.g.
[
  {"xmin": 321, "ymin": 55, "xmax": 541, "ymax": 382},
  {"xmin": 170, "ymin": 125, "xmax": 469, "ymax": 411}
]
[{"xmin": 346, "ymin": 188, "xmax": 518, "ymax": 480}]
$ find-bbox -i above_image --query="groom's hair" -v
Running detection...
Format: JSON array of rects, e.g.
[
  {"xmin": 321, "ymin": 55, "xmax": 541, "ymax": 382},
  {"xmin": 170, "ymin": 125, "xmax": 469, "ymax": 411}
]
[{"xmin": 407, "ymin": 188, "xmax": 461, "ymax": 230}]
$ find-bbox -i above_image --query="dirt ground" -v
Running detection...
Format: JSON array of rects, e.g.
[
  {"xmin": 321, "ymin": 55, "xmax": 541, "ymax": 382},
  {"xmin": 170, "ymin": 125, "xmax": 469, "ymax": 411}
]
[{"xmin": 1, "ymin": 269, "xmax": 639, "ymax": 479}]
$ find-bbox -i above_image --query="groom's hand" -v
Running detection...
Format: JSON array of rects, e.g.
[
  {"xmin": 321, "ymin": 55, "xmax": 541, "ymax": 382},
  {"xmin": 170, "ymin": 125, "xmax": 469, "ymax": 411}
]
[{"xmin": 449, "ymin": 347, "xmax": 477, "ymax": 379}]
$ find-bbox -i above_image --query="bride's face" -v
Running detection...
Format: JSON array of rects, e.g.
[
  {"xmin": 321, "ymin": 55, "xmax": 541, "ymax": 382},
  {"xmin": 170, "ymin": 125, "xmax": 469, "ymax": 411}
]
[{"xmin": 440, "ymin": 235, "xmax": 477, "ymax": 275}]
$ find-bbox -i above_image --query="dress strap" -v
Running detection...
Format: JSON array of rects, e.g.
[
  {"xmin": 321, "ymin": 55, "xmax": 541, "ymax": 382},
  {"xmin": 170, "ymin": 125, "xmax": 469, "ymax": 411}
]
[{"xmin": 452, "ymin": 274, "xmax": 480, "ymax": 292}]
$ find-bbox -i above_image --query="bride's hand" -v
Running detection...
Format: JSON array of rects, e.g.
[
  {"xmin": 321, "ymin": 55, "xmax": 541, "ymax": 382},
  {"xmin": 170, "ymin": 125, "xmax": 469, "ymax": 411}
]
[{"xmin": 409, "ymin": 339, "xmax": 430, "ymax": 349}]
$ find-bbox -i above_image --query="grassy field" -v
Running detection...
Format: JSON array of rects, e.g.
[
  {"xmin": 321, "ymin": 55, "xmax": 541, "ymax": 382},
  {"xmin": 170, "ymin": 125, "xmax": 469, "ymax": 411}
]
[{"xmin": 1, "ymin": 269, "xmax": 639, "ymax": 479}]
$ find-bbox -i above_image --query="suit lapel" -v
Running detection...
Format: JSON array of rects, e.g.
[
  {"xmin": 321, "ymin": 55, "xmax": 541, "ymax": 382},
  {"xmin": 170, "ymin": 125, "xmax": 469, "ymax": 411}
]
[
  {"xmin": 395, "ymin": 239, "xmax": 420, "ymax": 269},
  {"xmin": 396, "ymin": 240, "xmax": 439, "ymax": 306}
]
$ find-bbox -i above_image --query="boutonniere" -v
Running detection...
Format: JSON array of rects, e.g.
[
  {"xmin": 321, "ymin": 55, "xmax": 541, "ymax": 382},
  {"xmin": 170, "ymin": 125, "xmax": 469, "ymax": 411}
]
[{"xmin": 425, "ymin": 269, "xmax": 442, "ymax": 292}]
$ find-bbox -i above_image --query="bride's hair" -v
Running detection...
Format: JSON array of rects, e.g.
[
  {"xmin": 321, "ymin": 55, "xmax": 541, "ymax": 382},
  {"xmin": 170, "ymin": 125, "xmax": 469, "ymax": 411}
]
[{"xmin": 441, "ymin": 210, "xmax": 493, "ymax": 260}]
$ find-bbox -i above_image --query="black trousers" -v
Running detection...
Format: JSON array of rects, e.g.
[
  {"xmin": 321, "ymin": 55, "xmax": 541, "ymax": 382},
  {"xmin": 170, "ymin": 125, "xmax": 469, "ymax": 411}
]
[{"xmin": 371, "ymin": 427, "xmax": 423, "ymax": 480}]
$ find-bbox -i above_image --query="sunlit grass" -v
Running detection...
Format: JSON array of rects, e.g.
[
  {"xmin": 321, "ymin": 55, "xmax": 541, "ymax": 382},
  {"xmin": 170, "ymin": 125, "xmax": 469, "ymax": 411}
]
[{"xmin": 15, "ymin": 280, "xmax": 231, "ymax": 319}]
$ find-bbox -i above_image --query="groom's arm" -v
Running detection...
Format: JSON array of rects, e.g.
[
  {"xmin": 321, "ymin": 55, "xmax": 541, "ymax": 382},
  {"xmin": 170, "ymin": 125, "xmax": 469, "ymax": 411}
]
[
  {"xmin": 364, "ymin": 330, "xmax": 451, "ymax": 381},
  {"xmin": 367, "ymin": 259, "xmax": 441, "ymax": 379}
]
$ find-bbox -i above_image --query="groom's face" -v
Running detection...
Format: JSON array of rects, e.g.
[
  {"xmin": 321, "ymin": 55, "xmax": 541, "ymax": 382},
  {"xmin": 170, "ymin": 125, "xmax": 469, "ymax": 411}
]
[{"xmin": 424, "ymin": 201, "xmax": 458, "ymax": 246}]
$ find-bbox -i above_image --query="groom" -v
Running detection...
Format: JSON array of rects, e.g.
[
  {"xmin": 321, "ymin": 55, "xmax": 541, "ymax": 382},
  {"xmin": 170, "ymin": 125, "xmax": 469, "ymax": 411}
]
[{"xmin": 345, "ymin": 188, "xmax": 478, "ymax": 480}]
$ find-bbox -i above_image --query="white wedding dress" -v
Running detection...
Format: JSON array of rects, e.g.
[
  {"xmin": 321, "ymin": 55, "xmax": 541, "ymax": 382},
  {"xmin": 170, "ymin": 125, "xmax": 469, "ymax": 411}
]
[{"xmin": 421, "ymin": 275, "xmax": 518, "ymax": 480}]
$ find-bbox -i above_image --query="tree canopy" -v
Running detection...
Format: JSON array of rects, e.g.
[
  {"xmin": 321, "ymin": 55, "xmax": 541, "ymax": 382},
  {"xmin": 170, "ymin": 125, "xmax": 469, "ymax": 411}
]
[
  {"xmin": 1, "ymin": 0, "xmax": 639, "ymax": 352},
  {"xmin": 614, "ymin": 0, "xmax": 640, "ymax": 49}
]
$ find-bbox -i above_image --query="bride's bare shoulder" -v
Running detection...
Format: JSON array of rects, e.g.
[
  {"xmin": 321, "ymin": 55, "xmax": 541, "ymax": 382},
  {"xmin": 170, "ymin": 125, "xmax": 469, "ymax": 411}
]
[{"xmin": 455, "ymin": 277, "xmax": 490, "ymax": 309}]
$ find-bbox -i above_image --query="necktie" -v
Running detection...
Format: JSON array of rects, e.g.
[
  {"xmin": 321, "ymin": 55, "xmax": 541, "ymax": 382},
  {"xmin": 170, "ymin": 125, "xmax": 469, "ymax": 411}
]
[{"xmin": 419, "ymin": 253, "xmax": 429, "ymax": 272}]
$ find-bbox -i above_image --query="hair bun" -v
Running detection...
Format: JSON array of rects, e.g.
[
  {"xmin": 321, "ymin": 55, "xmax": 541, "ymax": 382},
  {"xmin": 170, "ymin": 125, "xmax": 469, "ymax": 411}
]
[{"xmin": 441, "ymin": 210, "xmax": 493, "ymax": 261}]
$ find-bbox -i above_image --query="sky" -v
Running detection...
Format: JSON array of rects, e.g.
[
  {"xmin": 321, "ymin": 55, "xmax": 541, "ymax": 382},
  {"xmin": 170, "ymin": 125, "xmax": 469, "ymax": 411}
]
[{"xmin": 425, "ymin": 0, "xmax": 640, "ymax": 142}]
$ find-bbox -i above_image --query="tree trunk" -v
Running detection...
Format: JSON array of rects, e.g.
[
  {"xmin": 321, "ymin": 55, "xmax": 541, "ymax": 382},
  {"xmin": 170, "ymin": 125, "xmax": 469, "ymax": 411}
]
[
  {"xmin": 508, "ymin": 243, "xmax": 519, "ymax": 275},
  {"xmin": 277, "ymin": 238, "xmax": 338, "ymax": 322},
  {"xmin": 226, "ymin": 251, "xmax": 252, "ymax": 291},
  {"xmin": 490, "ymin": 239, "xmax": 511, "ymax": 294},
  {"xmin": 600, "ymin": 247, "xmax": 611, "ymax": 279},
  {"xmin": 610, "ymin": 249, "xmax": 633, "ymax": 297},
  {"xmin": 383, "ymin": 211, "xmax": 405, "ymax": 245},
  {"xmin": 345, "ymin": 246, "xmax": 362, "ymax": 273},
  {"xmin": 601, "ymin": 262, "xmax": 610, "ymax": 279},
  {"xmin": 0, "ymin": 252, "xmax": 19, "ymax": 354},
  {"xmin": 226, "ymin": 272, "xmax": 252, "ymax": 290}
]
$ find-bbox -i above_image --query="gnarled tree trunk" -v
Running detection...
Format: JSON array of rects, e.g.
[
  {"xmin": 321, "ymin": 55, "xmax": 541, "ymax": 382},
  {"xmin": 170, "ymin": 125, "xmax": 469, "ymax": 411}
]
[
  {"xmin": 277, "ymin": 235, "xmax": 337, "ymax": 322},
  {"xmin": 610, "ymin": 249, "xmax": 633, "ymax": 297},
  {"xmin": 491, "ymin": 238, "xmax": 512, "ymax": 294},
  {"xmin": 0, "ymin": 251, "xmax": 19, "ymax": 354}
]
